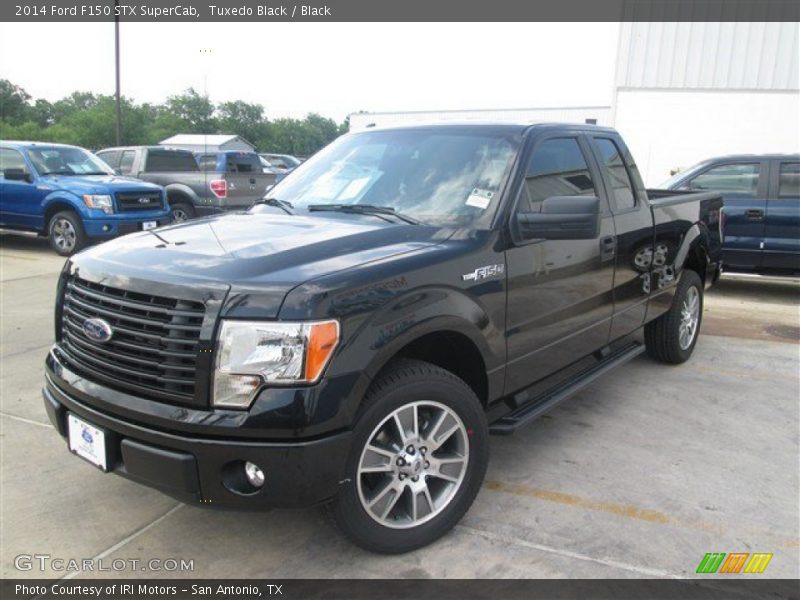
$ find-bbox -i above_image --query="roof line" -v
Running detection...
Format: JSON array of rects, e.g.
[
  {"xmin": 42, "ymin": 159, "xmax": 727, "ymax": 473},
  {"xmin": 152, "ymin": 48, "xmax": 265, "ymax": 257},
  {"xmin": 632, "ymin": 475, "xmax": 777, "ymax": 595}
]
[{"xmin": 348, "ymin": 105, "xmax": 612, "ymax": 118}]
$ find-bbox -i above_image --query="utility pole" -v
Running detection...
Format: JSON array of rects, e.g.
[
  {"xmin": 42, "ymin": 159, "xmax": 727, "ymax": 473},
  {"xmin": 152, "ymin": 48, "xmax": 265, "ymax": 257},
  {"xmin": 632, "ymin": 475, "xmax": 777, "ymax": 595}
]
[{"xmin": 114, "ymin": 0, "xmax": 122, "ymax": 145}]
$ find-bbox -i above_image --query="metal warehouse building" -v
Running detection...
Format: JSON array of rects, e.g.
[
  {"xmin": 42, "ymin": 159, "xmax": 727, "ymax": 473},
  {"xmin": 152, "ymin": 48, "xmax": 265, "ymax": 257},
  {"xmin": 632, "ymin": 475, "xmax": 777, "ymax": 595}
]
[{"xmin": 349, "ymin": 22, "xmax": 799, "ymax": 185}]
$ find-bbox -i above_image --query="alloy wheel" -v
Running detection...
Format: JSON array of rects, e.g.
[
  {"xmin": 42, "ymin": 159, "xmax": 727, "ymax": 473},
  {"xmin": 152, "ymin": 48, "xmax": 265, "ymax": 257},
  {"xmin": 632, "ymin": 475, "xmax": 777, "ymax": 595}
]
[
  {"xmin": 52, "ymin": 218, "xmax": 77, "ymax": 252},
  {"xmin": 679, "ymin": 285, "xmax": 700, "ymax": 350},
  {"xmin": 356, "ymin": 400, "xmax": 469, "ymax": 529}
]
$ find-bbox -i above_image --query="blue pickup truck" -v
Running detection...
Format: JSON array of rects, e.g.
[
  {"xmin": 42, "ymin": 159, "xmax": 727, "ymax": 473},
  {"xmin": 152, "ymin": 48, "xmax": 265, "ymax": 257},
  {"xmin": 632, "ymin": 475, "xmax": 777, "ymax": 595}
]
[
  {"xmin": 0, "ymin": 141, "xmax": 172, "ymax": 255},
  {"xmin": 664, "ymin": 154, "xmax": 800, "ymax": 275}
]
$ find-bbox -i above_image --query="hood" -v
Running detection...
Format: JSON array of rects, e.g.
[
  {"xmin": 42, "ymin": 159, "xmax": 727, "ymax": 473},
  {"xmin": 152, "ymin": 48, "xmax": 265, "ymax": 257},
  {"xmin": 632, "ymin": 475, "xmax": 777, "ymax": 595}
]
[
  {"xmin": 40, "ymin": 174, "xmax": 162, "ymax": 195},
  {"xmin": 71, "ymin": 212, "xmax": 449, "ymax": 316}
]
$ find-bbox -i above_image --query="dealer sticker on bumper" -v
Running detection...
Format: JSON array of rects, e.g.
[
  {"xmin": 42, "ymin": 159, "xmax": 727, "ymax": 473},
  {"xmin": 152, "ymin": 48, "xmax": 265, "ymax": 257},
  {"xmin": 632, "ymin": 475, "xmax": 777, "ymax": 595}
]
[
  {"xmin": 142, "ymin": 221, "xmax": 157, "ymax": 230},
  {"xmin": 67, "ymin": 414, "xmax": 107, "ymax": 471}
]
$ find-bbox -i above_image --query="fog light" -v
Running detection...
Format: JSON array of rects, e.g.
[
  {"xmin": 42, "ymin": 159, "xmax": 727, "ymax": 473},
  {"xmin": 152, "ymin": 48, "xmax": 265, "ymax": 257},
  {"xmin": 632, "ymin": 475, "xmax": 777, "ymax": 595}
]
[
  {"xmin": 102, "ymin": 224, "xmax": 111, "ymax": 232},
  {"xmin": 244, "ymin": 461, "xmax": 265, "ymax": 488}
]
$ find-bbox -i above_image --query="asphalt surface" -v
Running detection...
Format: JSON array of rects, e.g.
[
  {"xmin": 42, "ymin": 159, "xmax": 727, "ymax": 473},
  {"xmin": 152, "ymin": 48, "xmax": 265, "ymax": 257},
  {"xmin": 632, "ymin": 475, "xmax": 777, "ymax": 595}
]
[{"xmin": 1, "ymin": 232, "xmax": 798, "ymax": 580}]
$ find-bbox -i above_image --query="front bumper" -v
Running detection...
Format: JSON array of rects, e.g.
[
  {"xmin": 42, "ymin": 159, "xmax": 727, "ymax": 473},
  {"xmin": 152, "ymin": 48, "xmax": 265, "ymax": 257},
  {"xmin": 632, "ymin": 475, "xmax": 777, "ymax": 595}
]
[
  {"xmin": 43, "ymin": 373, "xmax": 352, "ymax": 509},
  {"xmin": 84, "ymin": 216, "xmax": 173, "ymax": 238}
]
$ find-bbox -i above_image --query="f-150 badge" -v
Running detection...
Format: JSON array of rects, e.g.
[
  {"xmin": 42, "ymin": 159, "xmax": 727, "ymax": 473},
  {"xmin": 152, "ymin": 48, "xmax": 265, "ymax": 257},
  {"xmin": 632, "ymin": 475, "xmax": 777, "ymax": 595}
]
[{"xmin": 462, "ymin": 264, "xmax": 505, "ymax": 281}]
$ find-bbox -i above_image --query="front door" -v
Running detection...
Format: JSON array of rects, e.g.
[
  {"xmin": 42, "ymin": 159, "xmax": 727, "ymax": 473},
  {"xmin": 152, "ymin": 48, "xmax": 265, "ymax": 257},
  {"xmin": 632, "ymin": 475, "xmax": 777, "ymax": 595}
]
[
  {"xmin": 504, "ymin": 134, "xmax": 616, "ymax": 394},
  {"xmin": 0, "ymin": 148, "xmax": 42, "ymax": 230}
]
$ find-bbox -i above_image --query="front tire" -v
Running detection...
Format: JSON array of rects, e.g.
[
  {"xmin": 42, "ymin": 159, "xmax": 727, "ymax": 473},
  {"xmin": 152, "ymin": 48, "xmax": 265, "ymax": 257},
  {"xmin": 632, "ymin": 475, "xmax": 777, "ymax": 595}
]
[
  {"xmin": 48, "ymin": 211, "xmax": 87, "ymax": 256},
  {"xmin": 645, "ymin": 269, "xmax": 703, "ymax": 364},
  {"xmin": 332, "ymin": 359, "xmax": 488, "ymax": 554}
]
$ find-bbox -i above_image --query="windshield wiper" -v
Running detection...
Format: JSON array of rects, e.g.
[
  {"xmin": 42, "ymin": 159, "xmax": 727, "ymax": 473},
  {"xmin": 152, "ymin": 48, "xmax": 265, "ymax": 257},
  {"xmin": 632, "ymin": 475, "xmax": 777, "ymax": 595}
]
[
  {"xmin": 253, "ymin": 197, "xmax": 294, "ymax": 215},
  {"xmin": 40, "ymin": 170, "xmax": 74, "ymax": 176},
  {"xmin": 307, "ymin": 204, "xmax": 421, "ymax": 225}
]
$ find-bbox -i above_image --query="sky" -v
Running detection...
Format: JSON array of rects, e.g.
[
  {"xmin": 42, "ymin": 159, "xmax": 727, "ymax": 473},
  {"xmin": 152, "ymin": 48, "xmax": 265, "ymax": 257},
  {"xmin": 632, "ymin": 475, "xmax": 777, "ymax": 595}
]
[{"xmin": 0, "ymin": 22, "xmax": 619, "ymax": 123}]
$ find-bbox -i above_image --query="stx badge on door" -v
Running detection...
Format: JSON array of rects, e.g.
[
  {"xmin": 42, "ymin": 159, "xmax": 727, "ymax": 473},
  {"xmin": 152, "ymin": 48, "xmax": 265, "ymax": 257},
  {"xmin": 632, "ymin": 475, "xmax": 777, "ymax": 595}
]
[{"xmin": 462, "ymin": 264, "xmax": 505, "ymax": 281}]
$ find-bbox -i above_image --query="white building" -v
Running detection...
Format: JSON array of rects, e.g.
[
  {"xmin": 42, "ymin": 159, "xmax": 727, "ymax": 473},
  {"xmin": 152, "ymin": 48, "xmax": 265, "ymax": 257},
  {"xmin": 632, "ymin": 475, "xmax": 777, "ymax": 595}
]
[
  {"xmin": 159, "ymin": 134, "xmax": 256, "ymax": 153},
  {"xmin": 349, "ymin": 22, "xmax": 799, "ymax": 185}
]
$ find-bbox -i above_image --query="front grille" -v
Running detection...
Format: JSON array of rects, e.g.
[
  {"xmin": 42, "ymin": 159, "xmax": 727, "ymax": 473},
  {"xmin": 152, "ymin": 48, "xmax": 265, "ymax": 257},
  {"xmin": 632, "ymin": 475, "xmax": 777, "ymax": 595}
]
[
  {"xmin": 116, "ymin": 191, "xmax": 163, "ymax": 212},
  {"xmin": 59, "ymin": 276, "xmax": 205, "ymax": 404}
]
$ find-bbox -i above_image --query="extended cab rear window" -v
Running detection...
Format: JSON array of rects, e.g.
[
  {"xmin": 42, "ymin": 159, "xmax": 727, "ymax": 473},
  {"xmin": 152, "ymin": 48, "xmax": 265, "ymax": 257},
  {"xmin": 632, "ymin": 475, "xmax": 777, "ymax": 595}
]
[{"xmin": 145, "ymin": 151, "xmax": 199, "ymax": 172}]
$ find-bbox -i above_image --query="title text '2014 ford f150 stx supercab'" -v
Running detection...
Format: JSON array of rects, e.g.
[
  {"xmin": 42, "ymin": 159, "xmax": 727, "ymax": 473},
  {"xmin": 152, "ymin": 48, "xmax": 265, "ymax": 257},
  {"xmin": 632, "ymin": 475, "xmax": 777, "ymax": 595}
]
[{"xmin": 43, "ymin": 124, "xmax": 723, "ymax": 553}]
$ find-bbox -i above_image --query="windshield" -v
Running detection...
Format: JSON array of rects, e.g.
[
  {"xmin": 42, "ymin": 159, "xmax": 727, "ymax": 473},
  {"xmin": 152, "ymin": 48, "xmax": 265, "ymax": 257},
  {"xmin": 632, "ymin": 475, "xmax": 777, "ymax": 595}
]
[
  {"xmin": 27, "ymin": 146, "xmax": 113, "ymax": 176},
  {"xmin": 254, "ymin": 129, "xmax": 519, "ymax": 226}
]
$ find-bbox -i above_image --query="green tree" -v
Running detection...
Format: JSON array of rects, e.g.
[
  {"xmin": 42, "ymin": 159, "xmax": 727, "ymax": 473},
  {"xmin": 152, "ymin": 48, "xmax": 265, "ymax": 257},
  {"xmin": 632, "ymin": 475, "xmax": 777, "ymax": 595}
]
[
  {"xmin": 0, "ymin": 79, "xmax": 32, "ymax": 122},
  {"xmin": 164, "ymin": 88, "xmax": 216, "ymax": 133}
]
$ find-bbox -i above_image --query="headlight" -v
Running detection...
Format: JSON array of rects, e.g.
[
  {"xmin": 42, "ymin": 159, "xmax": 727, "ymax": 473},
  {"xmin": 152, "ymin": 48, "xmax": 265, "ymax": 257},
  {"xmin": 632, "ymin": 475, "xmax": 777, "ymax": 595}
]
[
  {"xmin": 213, "ymin": 320, "xmax": 339, "ymax": 409},
  {"xmin": 83, "ymin": 194, "xmax": 114, "ymax": 214}
]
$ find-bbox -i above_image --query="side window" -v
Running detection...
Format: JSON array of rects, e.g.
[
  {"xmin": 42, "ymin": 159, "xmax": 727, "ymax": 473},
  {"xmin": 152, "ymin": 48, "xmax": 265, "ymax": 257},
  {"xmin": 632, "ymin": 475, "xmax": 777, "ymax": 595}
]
[
  {"xmin": 519, "ymin": 137, "xmax": 596, "ymax": 213},
  {"xmin": 595, "ymin": 138, "xmax": 635, "ymax": 210},
  {"xmin": 198, "ymin": 154, "xmax": 218, "ymax": 171},
  {"xmin": 777, "ymin": 162, "xmax": 799, "ymax": 198},
  {"xmin": 119, "ymin": 151, "xmax": 136, "ymax": 174},
  {"xmin": 0, "ymin": 148, "xmax": 30, "ymax": 176},
  {"xmin": 96, "ymin": 150, "xmax": 120, "ymax": 169},
  {"xmin": 688, "ymin": 163, "xmax": 760, "ymax": 197}
]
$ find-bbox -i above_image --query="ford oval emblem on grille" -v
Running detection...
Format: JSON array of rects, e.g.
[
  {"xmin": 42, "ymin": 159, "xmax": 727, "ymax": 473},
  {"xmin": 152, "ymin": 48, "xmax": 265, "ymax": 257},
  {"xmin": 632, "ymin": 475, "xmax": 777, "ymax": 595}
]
[{"xmin": 83, "ymin": 318, "xmax": 113, "ymax": 343}]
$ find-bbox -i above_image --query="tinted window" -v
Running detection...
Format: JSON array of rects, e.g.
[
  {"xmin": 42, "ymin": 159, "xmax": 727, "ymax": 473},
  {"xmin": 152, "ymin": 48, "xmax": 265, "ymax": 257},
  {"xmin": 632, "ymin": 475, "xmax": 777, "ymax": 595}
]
[
  {"xmin": 119, "ymin": 150, "xmax": 136, "ymax": 174},
  {"xmin": 519, "ymin": 137, "xmax": 596, "ymax": 212},
  {"xmin": 0, "ymin": 148, "xmax": 29, "ymax": 175},
  {"xmin": 778, "ymin": 162, "xmax": 799, "ymax": 198},
  {"xmin": 688, "ymin": 163, "xmax": 759, "ymax": 197},
  {"xmin": 145, "ymin": 150, "xmax": 199, "ymax": 172},
  {"xmin": 226, "ymin": 153, "xmax": 262, "ymax": 173},
  {"xmin": 595, "ymin": 138, "xmax": 635, "ymax": 210},
  {"xmin": 198, "ymin": 154, "xmax": 218, "ymax": 171}
]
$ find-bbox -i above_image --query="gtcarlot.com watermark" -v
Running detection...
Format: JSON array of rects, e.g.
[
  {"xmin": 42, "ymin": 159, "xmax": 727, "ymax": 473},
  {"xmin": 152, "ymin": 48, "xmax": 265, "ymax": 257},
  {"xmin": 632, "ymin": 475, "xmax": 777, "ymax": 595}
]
[{"xmin": 14, "ymin": 553, "xmax": 194, "ymax": 573}]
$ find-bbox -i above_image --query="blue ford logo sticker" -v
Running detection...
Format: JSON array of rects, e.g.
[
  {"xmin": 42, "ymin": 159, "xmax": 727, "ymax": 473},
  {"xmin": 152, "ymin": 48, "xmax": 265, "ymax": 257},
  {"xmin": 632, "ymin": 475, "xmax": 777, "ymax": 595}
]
[
  {"xmin": 81, "ymin": 428, "xmax": 93, "ymax": 444},
  {"xmin": 83, "ymin": 318, "xmax": 113, "ymax": 343}
]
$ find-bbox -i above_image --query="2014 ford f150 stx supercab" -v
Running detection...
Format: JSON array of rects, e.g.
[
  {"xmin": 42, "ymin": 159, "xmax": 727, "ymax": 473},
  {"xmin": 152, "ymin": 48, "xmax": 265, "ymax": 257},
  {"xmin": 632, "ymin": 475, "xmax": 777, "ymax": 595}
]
[{"xmin": 43, "ymin": 123, "xmax": 723, "ymax": 553}]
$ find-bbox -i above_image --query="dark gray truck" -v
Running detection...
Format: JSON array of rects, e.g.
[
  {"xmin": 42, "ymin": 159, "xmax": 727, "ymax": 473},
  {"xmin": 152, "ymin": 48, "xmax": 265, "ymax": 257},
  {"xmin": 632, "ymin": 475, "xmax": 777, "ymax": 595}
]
[{"xmin": 97, "ymin": 146, "xmax": 275, "ymax": 222}]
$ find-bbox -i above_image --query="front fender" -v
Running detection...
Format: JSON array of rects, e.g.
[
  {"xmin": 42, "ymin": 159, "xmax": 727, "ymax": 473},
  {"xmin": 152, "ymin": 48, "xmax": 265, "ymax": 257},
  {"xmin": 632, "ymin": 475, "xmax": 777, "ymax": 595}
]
[{"xmin": 42, "ymin": 191, "xmax": 88, "ymax": 218}]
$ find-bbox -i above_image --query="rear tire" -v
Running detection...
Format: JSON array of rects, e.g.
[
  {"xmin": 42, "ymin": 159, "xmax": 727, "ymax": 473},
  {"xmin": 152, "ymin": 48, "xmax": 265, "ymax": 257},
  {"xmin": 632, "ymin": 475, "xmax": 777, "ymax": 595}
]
[
  {"xmin": 170, "ymin": 202, "xmax": 195, "ymax": 223},
  {"xmin": 332, "ymin": 359, "xmax": 488, "ymax": 554},
  {"xmin": 645, "ymin": 269, "xmax": 703, "ymax": 364},
  {"xmin": 48, "ymin": 211, "xmax": 87, "ymax": 256}
]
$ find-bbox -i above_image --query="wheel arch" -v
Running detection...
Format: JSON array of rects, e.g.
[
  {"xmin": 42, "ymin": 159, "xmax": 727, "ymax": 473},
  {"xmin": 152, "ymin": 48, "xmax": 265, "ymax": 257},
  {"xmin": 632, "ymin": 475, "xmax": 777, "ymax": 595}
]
[
  {"xmin": 164, "ymin": 183, "xmax": 200, "ymax": 206},
  {"xmin": 43, "ymin": 195, "xmax": 84, "ymax": 233}
]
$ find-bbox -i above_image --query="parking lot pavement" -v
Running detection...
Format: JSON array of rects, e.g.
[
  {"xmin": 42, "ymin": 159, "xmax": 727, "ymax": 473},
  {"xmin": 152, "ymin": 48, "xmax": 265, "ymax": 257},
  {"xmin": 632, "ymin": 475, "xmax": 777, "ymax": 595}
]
[{"xmin": 1, "ymin": 233, "xmax": 798, "ymax": 579}]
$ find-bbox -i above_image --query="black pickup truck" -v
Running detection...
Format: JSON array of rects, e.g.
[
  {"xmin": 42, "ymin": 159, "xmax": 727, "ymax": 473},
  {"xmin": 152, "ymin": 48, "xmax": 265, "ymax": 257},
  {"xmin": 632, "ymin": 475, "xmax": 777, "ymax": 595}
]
[{"xmin": 44, "ymin": 123, "xmax": 723, "ymax": 553}]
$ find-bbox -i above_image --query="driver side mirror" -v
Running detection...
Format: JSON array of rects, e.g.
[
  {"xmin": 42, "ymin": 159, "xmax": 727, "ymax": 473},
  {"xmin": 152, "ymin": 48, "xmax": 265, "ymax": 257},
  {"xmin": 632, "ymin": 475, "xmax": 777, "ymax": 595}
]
[
  {"xmin": 3, "ymin": 168, "xmax": 32, "ymax": 183},
  {"xmin": 516, "ymin": 195, "xmax": 600, "ymax": 240}
]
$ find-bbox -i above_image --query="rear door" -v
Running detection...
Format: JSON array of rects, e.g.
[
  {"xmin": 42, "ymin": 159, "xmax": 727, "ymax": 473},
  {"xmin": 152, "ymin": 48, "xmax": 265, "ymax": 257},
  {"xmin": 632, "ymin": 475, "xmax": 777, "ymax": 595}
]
[
  {"xmin": 682, "ymin": 160, "xmax": 768, "ymax": 271},
  {"xmin": 588, "ymin": 135, "xmax": 653, "ymax": 341},
  {"xmin": 223, "ymin": 152, "xmax": 273, "ymax": 208},
  {"xmin": 763, "ymin": 160, "xmax": 800, "ymax": 272},
  {"xmin": 504, "ymin": 133, "xmax": 616, "ymax": 392}
]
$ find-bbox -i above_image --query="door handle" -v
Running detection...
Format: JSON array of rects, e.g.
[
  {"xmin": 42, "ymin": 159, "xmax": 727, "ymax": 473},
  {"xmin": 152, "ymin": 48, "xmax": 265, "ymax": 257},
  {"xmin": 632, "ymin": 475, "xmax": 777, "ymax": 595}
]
[
  {"xmin": 600, "ymin": 235, "xmax": 616, "ymax": 259},
  {"xmin": 745, "ymin": 209, "xmax": 764, "ymax": 220}
]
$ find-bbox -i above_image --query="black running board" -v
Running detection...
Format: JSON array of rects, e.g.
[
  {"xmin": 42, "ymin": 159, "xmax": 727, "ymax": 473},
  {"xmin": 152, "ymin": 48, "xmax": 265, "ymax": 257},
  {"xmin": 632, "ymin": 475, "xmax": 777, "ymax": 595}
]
[{"xmin": 489, "ymin": 343, "xmax": 646, "ymax": 435}]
